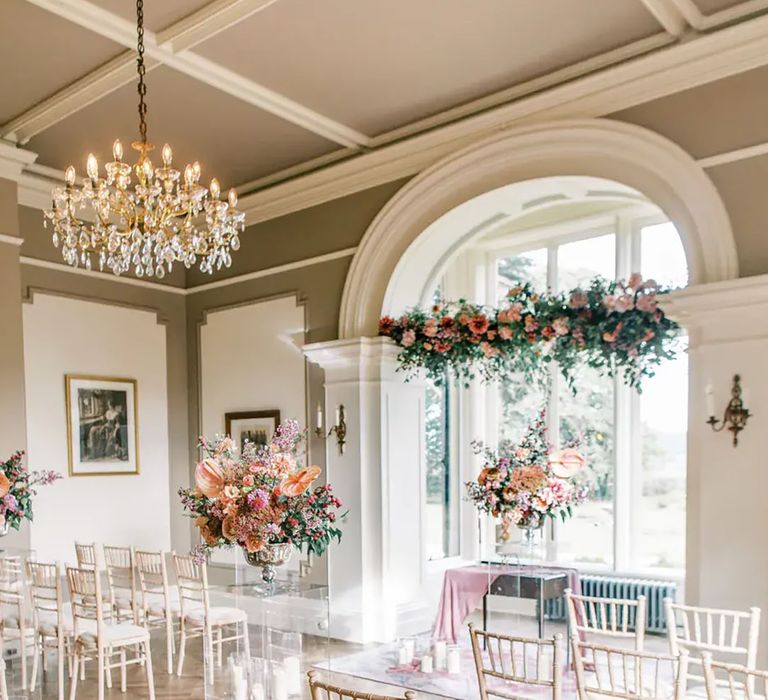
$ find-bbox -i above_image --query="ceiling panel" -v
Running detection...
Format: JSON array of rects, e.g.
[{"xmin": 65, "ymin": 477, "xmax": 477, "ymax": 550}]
[
  {"xmin": 93, "ymin": 0, "xmax": 213, "ymax": 32},
  {"xmin": 0, "ymin": 0, "xmax": 124, "ymax": 124},
  {"xmin": 26, "ymin": 66, "xmax": 339, "ymax": 188},
  {"xmin": 690, "ymin": 0, "xmax": 751, "ymax": 13},
  {"xmin": 195, "ymin": 0, "xmax": 663, "ymax": 136}
]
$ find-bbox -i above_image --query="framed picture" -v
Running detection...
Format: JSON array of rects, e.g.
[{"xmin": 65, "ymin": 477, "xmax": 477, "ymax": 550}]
[
  {"xmin": 225, "ymin": 410, "xmax": 281, "ymax": 452},
  {"xmin": 65, "ymin": 375, "xmax": 139, "ymax": 476}
]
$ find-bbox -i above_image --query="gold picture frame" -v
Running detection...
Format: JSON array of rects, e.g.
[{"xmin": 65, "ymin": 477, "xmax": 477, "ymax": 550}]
[{"xmin": 65, "ymin": 374, "xmax": 139, "ymax": 476}]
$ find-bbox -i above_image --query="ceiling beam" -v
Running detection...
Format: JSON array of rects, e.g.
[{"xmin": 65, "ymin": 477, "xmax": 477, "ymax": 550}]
[
  {"xmin": 638, "ymin": 0, "xmax": 692, "ymax": 36},
  {"xmin": 663, "ymin": 0, "xmax": 768, "ymax": 30},
  {"xmin": 8, "ymin": 0, "xmax": 371, "ymax": 148}
]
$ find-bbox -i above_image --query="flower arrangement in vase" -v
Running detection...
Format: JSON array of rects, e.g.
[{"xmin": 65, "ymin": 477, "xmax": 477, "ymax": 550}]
[
  {"xmin": 465, "ymin": 411, "xmax": 588, "ymax": 543},
  {"xmin": 0, "ymin": 451, "xmax": 61, "ymax": 535},
  {"xmin": 179, "ymin": 419, "xmax": 344, "ymax": 582},
  {"xmin": 379, "ymin": 274, "xmax": 679, "ymax": 391}
]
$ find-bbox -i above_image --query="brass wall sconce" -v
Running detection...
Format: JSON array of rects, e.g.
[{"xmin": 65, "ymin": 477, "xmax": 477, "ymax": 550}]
[
  {"xmin": 314, "ymin": 403, "xmax": 347, "ymax": 455},
  {"xmin": 706, "ymin": 374, "xmax": 751, "ymax": 447}
]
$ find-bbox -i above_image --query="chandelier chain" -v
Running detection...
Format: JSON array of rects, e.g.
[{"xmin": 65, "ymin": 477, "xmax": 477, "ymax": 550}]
[{"xmin": 136, "ymin": 0, "xmax": 148, "ymax": 145}]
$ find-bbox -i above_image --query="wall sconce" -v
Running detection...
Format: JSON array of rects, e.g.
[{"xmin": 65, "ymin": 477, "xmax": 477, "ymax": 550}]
[
  {"xmin": 314, "ymin": 403, "xmax": 347, "ymax": 455},
  {"xmin": 706, "ymin": 374, "xmax": 752, "ymax": 447}
]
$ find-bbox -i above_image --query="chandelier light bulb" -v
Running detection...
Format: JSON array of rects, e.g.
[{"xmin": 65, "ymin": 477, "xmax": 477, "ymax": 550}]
[
  {"xmin": 184, "ymin": 165, "xmax": 194, "ymax": 185},
  {"xmin": 210, "ymin": 178, "xmax": 221, "ymax": 200},
  {"xmin": 192, "ymin": 161, "xmax": 201, "ymax": 181},
  {"xmin": 65, "ymin": 166, "xmax": 76, "ymax": 186},
  {"xmin": 228, "ymin": 188, "xmax": 238, "ymax": 207},
  {"xmin": 162, "ymin": 143, "xmax": 172, "ymax": 166},
  {"xmin": 142, "ymin": 159, "xmax": 153, "ymax": 180},
  {"xmin": 112, "ymin": 139, "xmax": 123, "ymax": 161},
  {"xmin": 86, "ymin": 154, "xmax": 98, "ymax": 181}
]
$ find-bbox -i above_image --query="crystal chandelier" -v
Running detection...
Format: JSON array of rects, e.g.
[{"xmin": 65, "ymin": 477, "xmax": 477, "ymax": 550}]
[{"xmin": 44, "ymin": 0, "xmax": 244, "ymax": 278}]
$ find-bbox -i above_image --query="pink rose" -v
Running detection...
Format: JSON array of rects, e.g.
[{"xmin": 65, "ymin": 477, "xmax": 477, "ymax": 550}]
[
  {"xmin": 401, "ymin": 329, "xmax": 416, "ymax": 347},
  {"xmin": 423, "ymin": 319, "xmax": 439, "ymax": 338},
  {"xmin": 636, "ymin": 293, "xmax": 657, "ymax": 313},
  {"xmin": 552, "ymin": 317, "xmax": 569, "ymax": 336},
  {"xmin": 499, "ymin": 326, "xmax": 514, "ymax": 340},
  {"xmin": 481, "ymin": 342, "xmax": 497, "ymax": 358},
  {"xmin": 614, "ymin": 295, "xmax": 633, "ymax": 313},
  {"xmin": 628, "ymin": 272, "xmax": 643, "ymax": 290},
  {"xmin": 602, "ymin": 295, "xmax": 617, "ymax": 311}
]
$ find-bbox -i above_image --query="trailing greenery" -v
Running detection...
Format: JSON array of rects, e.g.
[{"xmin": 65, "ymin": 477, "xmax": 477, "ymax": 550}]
[{"xmin": 378, "ymin": 274, "xmax": 680, "ymax": 392}]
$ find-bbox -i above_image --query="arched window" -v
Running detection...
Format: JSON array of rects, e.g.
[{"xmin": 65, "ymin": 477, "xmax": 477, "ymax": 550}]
[{"xmin": 423, "ymin": 177, "xmax": 688, "ymax": 578}]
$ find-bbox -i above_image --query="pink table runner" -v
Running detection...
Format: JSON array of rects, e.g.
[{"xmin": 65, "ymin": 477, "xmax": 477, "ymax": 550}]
[{"xmin": 432, "ymin": 563, "xmax": 581, "ymax": 643}]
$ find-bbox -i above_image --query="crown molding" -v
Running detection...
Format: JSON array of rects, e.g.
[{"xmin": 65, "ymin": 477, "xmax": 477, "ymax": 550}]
[
  {"xmin": 0, "ymin": 234, "xmax": 24, "ymax": 247},
  {"xmin": 0, "ymin": 141, "xmax": 37, "ymax": 180}
]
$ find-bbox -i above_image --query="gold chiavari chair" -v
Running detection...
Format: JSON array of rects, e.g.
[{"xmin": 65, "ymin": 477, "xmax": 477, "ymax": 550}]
[
  {"xmin": 307, "ymin": 670, "xmax": 416, "ymax": 699},
  {"xmin": 135, "ymin": 550, "xmax": 177, "ymax": 675},
  {"xmin": 66, "ymin": 566, "xmax": 155, "ymax": 700},
  {"xmin": 469, "ymin": 623, "xmax": 563, "ymax": 700},
  {"xmin": 572, "ymin": 639, "xmax": 688, "ymax": 700},
  {"xmin": 172, "ymin": 554, "xmax": 250, "ymax": 684},
  {"xmin": 74, "ymin": 543, "xmax": 98, "ymax": 571},
  {"xmin": 103, "ymin": 545, "xmax": 138, "ymax": 624},
  {"xmin": 27, "ymin": 560, "xmax": 72, "ymax": 700},
  {"xmin": 566, "ymin": 588, "xmax": 647, "ymax": 651},
  {"xmin": 0, "ymin": 556, "xmax": 34, "ymax": 691}
]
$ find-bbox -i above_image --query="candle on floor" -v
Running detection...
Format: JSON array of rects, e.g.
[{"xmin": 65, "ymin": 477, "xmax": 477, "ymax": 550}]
[
  {"xmin": 316, "ymin": 403, "xmax": 323, "ymax": 431},
  {"xmin": 433, "ymin": 640, "xmax": 447, "ymax": 670},
  {"xmin": 283, "ymin": 655, "xmax": 302, "ymax": 695},
  {"xmin": 397, "ymin": 645, "xmax": 409, "ymax": 666},
  {"xmin": 233, "ymin": 667, "xmax": 247, "ymax": 700},
  {"xmin": 272, "ymin": 665, "xmax": 288, "ymax": 700},
  {"xmin": 402, "ymin": 638, "xmax": 415, "ymax": 662},
  {"xmin": 420, "ymin": 655, "xmax": 433, "ymax": 673},
  {"xmin": 447, "ymin": 645, "xmax": 461, "ymax": 674},
  {"xmin": 250, "ymin": 683, "xmax": 265, "ymax": 700}
]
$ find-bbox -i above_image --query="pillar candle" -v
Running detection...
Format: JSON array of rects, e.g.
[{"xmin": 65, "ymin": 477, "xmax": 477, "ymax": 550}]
[
  {"xmin": 283, "ymin": 655, "xmax": 302, "ymax": 695},
  {"xmin": 250, "ymin": 683, "xmax": 265, "ymax": 700},
  {"xmin": 316, "ymin": 403, "xmax": 323, "ymax": 430},
  {"xmin": 433, "ymin": 640, "xmax": 447, "ymax": 670},
  {"xmin": 420, "ymin": 655, "xmax": 433, "ymax": 673},
  {"xmin": 447, "ymin": 646, "xmax": 461, "ymax": 674},
  {"xmin": 397, "ymin": 645, "xmax": 409, "ymax": 666},
  {"xmin": 272, "ymin": 666, "xmax": 288, "ymax": 700},
  {"xmin": 402, "ymin": 638, "xmax": 415, "ymax": 662}
]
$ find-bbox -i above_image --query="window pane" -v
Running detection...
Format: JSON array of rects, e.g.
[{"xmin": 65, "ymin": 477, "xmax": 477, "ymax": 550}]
[
  {"xmin": 641, "ymin": 222, "xmax": 688, "ymax": 289},
  {"xmin": 557, "ymin": 234, "xmax": 615, "ymax": 290},
  {"xmin": 635, "ymin": 340, "xmax": 687, "ymax": 571},
  {"xmin": 497, "ymin": 248, "xmax": 547, "ymax": 301},
  {"xmin": 557, "ymin": 367, "xmax": 615, "ymax": 569},
  {"xmin": 425, "ymin": 379, "xmax": 458, "ymax": 559},
  {"xmin": 498, "ymin": 374, "xmax": 547, "ymax": 444}
]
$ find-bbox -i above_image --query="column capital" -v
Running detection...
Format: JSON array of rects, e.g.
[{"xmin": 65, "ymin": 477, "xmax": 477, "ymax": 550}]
[
  {"xmin": 303, "ymin": 336, "xmax": 406, "ymax": 382},
  {"xmin": 664, "ymin": 275, "xmax": 768, "ymax": 345}
]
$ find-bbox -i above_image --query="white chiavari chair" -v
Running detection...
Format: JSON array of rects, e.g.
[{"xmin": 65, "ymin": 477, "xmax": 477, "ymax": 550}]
[
  {"xmin": 664, "ymin": 599, "xmax": 760, "ymax": 689},
  {"xmin": 572, "ymin": 639, "xmax": 688, "ymax": 700},
  {"xmin": 172, "ymin": 554, "xmax": 250, "ymax": 683},
  {"xmin": 307, "ymin": 670, "xmax": 416, "ymax": 699},
  {"xmin": 0, "ymin": 556, "xmax": 34, "ymax": 691},
  {"xmin": 702, "ymin": 652, "xmax": 768, "ymax": 699},
  {"xmin": 0, "ymin": 657, "xmax": 7, "ymax": 700},
  {"xmin": 135, "ymin": 550, "xmax": 177, "ymax": 675},
  {"xmin": 27, "ymin": 560, "xmax": 73, "ymax": 700},
  {"xmin": 469, "ymin": 623, "xmax": 563, "ymax": 700},
  {"xmin": 66, "ymin": 566, "xmax": 155, "ymax": 700},
  {"xmin": 566, "ymin": 588, "xmax": 647, "ymax": 651},
  {"xmin": 103, "ymin": 545, "xmax": 138, "ymax": 624}
]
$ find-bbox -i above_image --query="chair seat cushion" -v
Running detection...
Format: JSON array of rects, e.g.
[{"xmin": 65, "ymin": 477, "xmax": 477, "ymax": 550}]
[
  {"xmin": 77, "ymin": 622, "xmax": 149, "ymax": 647},
  {"xmin": 184, "ymin": 606, "xmax": 247, "ymax": 626}
]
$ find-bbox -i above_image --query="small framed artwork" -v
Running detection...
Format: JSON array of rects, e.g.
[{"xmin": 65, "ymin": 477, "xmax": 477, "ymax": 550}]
[
  {"xmin": 65, "ymin": 375, "xmax": 139, "ymax": 476},
  {"xmin": 225, "ymin": 410, "xmax": 281, "ymax": 452}
]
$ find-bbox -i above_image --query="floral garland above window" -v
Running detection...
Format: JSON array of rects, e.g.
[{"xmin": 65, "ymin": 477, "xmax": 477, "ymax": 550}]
[{"xmin": 378, "ymin": 274, "xmax": 680, "ymax": 391}]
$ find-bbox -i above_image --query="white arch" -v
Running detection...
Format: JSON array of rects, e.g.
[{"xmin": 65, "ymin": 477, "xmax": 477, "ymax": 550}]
[{"xmin": 339, "ymin": 119, "xmax": 738, "ymax": 339}]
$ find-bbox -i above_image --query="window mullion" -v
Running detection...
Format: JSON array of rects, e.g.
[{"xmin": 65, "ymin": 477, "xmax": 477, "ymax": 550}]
[{"xmin": 547, "ymin": 245, "xmax": 560, "ymax": 561}]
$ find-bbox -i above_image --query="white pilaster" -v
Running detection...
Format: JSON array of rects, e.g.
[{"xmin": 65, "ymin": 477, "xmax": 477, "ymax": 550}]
[
  {"xmin": 666, "ymin": 275, "xmax": 768, "ymax": 665},
  {"xmin": 304, "ymin": 337, "xmax": 429, "ymax": 642}
]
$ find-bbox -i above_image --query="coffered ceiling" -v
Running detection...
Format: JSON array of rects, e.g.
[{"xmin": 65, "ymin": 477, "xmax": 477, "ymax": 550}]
[{"xmin": 3, "ymin": 0, "xmax": 768, "ymax": 201}]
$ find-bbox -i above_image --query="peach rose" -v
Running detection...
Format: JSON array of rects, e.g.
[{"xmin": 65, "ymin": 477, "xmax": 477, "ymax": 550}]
[
  {"xmin": 195, "ymin": 458, "xmax": 224, "ymax": 498},
  {"xmin": 245, "ymin": 533, "xmax": 265, "ymax": 553},
  {"xmin": 221, "ymin": 514, "xmax": 238, "ymax": 542},
  {"xmin": 280, "ymin": 465, "xmax": 322, "ymax": 498},
  {"xmin": 0, "ymin": 473, "xmax": 10, "ymax": 499},
  {"xmin": 549, "ymin": 448, "xmax": 586, "ymax": 479}
]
